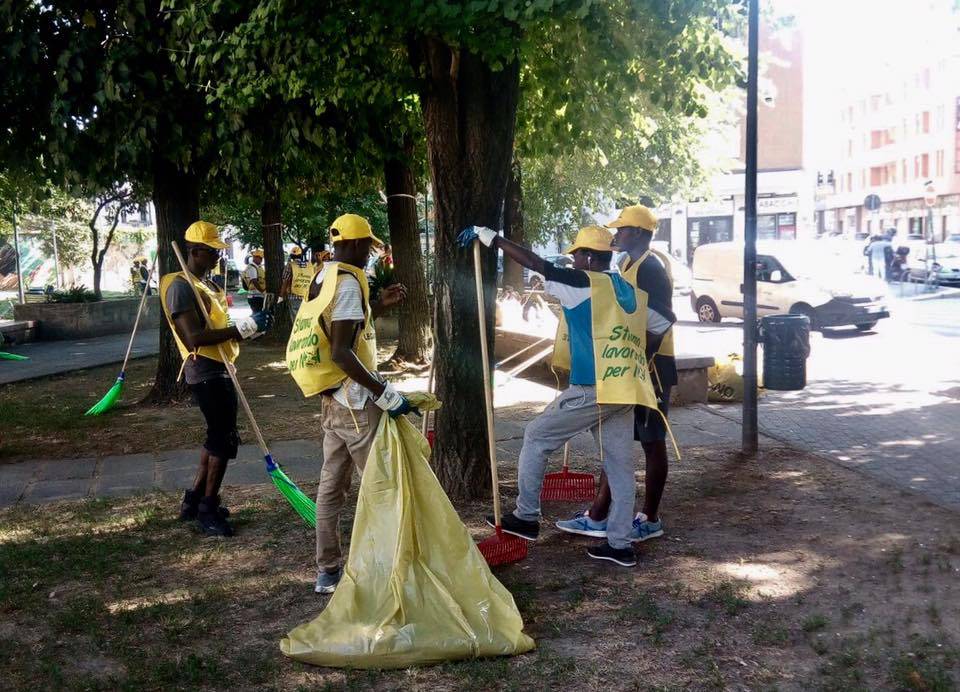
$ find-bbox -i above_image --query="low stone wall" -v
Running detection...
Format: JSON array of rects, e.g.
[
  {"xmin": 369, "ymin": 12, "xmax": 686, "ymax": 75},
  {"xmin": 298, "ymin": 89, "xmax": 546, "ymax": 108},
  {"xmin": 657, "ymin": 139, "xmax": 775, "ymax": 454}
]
[{"xmin": 14, "ymin": 297, "xmax": 162, "ymax": 341}]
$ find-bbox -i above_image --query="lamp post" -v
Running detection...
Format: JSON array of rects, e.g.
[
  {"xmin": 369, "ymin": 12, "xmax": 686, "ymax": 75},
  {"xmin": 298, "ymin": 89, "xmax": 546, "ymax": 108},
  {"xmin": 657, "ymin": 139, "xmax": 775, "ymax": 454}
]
[{"xmin": 742, "ymin": 0, "xmax": 760, "ymax": 456}]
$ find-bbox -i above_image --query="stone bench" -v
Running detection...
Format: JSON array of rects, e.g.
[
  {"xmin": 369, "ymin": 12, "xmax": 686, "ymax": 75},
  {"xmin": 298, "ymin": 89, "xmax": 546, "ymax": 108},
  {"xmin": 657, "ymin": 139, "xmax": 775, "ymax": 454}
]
[
  {"xmin": 495, "ymin": 327, "xmax": 715, "ymax": 405},
  {"xmin": 0, "ymin": 319, "xmax": 37, "ymax": 345}
]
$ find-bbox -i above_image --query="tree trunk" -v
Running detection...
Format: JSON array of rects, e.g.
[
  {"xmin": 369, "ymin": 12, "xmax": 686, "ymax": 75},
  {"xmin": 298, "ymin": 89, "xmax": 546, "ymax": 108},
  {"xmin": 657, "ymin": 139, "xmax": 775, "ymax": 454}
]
[
  {"xmin": 145, "ymin": 157, "xmax": 199, "ymax": 403},
  {"xmin": 385, "ymin": 139, "xmax": 430, "ymax": 364},
  {"xmin": 261, "ymin": 185, "xmax": 291, "ymax": 339},
  {"xmin": 92, "ymin": 264, "xmax": 103, "ymax": 300},
  {"xmin": 501, "ymin": 158, "xmax": 525, "ymax": 290},
  {"xmin": 411, "ymin": 38, "xmax": 521, "ymax": 500}
]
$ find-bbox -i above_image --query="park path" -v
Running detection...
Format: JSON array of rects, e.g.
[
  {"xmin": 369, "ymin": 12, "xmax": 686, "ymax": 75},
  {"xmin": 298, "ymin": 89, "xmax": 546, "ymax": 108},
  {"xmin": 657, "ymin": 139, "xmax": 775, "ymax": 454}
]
[{"xmin": 0, "ymin": 404, "xmax": 746, "ymax": 508}]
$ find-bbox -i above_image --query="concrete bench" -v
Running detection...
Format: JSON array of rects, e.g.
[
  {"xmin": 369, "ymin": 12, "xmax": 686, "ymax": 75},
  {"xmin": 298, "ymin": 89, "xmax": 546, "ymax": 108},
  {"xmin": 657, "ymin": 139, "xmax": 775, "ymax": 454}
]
[
  {"xmin": 495, "ymin": 327, "xmax": 715, "ymax": 405},
  {"xmin": 0, "ymin": 319, "xmax": 37, "ymax": 345}
]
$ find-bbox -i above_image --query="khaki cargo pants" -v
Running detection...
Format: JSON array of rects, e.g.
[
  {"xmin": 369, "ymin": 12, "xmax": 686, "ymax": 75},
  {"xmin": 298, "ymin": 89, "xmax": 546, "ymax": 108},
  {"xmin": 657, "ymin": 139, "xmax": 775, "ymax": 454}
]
[{"xmin": 315, "ymin": 396, "xmax": 382, "ymax": 572}]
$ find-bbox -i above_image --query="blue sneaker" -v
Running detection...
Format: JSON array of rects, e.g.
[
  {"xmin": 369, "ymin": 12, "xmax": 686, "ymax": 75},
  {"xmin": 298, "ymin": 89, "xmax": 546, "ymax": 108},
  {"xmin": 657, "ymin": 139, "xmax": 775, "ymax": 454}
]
[
  {"xmin": 315, "ymin": 567, "xmax": 342, "ymax": 594},
  {"xmin": 556, "ymin": 509, "xmax": 607, "ymax": 538},
  {"xmin": 629, "ymin": 513, "xmax": 664, "ymax": 543}
]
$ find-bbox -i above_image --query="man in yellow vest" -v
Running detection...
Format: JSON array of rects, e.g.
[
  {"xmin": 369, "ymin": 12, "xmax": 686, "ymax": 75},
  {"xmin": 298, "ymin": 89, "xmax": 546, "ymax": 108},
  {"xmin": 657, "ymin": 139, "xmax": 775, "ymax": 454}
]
[
  {"xmin": 280, "ymin": 246, "xmax": 314, "ymax": 320},
  {"xmin": 243, "ymin": 249, "xmax": 266, "ymax": 313},
  {"xmin": 458, "ymin": 224, "xmax": 675, "ymax": 567},
  {"xmin": 161, "ymin": 221, "xmax": 274, "ymax": 537},
  {"xmin": 285, "ymin": 213, "xmax": 408, "ymax": 593},
  {"xmin": 557, "ymin": 205, "xmax": 678, "ymax": 545}
]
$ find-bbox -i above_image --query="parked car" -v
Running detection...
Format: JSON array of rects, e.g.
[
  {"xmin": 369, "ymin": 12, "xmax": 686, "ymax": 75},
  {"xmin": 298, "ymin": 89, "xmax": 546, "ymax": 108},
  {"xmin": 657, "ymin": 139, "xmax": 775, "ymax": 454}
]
[{"xmin": 690, "ymin": 241, "xmax": 890, "ymax": 331}]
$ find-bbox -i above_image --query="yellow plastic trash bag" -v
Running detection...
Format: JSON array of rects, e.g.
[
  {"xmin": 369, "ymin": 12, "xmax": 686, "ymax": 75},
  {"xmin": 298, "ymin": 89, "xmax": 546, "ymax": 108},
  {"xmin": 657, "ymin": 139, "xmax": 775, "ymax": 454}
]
[
  {"xmin": 707, "ymin": 353, "xmax": 763, "ymax": 403},
  {"xmin": 280, "ymin": 394, "xmax": 535, "ymax": 669}
]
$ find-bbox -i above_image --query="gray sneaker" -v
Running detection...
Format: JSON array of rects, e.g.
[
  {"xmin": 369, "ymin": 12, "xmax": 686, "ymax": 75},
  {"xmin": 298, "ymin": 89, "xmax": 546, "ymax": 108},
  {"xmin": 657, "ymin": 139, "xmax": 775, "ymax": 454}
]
[{"xmin": 315, "ymin": 567, "xmax": 342, "ymax": 594}]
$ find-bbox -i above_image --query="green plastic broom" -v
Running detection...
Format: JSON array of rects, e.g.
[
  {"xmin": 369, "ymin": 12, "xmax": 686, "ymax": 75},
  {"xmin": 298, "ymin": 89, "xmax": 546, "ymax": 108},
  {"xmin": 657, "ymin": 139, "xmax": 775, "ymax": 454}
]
[
  {"xmin": 0, "ymin": 351, "xmax": 29, "ymax": 361},
  {"xmin": 85, "ymin": 256, "xmax": 157, "ymax": 416},
  {"xmin": 170, "ymin": 242, "xmax": 316, "ymax": 525}
]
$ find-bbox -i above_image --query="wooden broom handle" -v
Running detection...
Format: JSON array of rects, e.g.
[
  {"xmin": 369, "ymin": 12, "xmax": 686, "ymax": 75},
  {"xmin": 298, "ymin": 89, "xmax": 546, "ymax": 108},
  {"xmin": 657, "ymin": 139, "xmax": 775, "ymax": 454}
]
[
  {"xmin": 170, "ymin": 242, "xmax": 270, "ymax": 457},
  {"xmin": 421, "ymin": 296, "xmax": 438, "ymax": 437},
  {"xmin": 120, "ymin": 255, "xmax": 158, "ymax": 372},
  {"xmin": 473, "ymin": 241, "xmax": 501, "ymax": 526}
]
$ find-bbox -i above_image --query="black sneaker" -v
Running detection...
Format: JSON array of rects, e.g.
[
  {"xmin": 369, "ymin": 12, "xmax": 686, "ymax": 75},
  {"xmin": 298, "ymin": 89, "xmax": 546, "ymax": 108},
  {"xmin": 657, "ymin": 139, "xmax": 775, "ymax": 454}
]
[
  {"xmin": 197, "ymin": 496, "xmax": 234, "ymax": 537},
  {"xmin": 486, "ymin": 513, "xmax": 539, "ymax": 542},
  {"xmin": 179, "ymin": 490, "xmax": 230, "ymax": 521},
  {"xmin": 587, "ymin": 543, "xmax": 637, "ymax": 567}
]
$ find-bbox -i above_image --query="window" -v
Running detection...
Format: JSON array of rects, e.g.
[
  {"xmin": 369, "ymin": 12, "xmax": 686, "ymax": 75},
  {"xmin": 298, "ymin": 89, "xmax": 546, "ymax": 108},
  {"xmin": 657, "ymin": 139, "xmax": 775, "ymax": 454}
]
[
  {"xmin": 921, "ymin": 153, "xmax": 929, "ymax": 178},
  {"xmin": 902, "ymin": 159, "xmax": 907, "ymax": 181},
  {"xmin": 847, "ymin": 172, "xmax": 853, "ymax": 191},
  {"xmin": 870, "ymin": 166, "xmax": 884, "ymax": 186},
  {"xmin": 914, "ymin": 156, "xmax": 920, "ymax": 178},
  {"xmin": 871, "ymin": 130, "xmax": 884, "ymax": 149},
  {"xmin": 922, "ymin": 111, "xmax": 930, "ymax": 134},
  {"xmin": 936, "ymin": 150, "xmax": 944, "ymax": 176}
]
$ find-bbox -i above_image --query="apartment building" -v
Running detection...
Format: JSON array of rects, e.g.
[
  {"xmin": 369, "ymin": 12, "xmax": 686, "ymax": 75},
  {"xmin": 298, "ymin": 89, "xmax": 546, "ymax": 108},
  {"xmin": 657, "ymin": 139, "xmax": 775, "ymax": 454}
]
[{"xmin": 820, "ymin": 15, "xmax": 960, "ymax": 240}]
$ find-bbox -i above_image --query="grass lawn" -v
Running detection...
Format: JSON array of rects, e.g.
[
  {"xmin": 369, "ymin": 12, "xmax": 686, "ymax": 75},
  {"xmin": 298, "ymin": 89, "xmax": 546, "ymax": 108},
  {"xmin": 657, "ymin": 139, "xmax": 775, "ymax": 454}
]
[{"xmin": 2, "ymin": 438, "xmax": 958, "ymax": 690}]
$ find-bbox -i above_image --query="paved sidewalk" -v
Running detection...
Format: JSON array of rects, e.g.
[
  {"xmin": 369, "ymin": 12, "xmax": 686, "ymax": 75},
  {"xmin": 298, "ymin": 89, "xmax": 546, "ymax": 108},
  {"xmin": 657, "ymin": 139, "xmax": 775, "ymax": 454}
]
[
  {"xmin": 0, "ymin": 329, "xmax": 159, "ymax": 385},
  {"xmin": 0, "ymin": 405, "xmax": 746, "ymax": 508}
]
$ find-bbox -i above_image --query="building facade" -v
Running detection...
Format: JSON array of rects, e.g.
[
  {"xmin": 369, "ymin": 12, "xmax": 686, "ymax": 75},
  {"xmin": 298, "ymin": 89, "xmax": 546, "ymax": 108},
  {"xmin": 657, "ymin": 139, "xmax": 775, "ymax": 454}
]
[{"xmin": 819, "ymin": 11, "xmax": 960, "ymax": 240}]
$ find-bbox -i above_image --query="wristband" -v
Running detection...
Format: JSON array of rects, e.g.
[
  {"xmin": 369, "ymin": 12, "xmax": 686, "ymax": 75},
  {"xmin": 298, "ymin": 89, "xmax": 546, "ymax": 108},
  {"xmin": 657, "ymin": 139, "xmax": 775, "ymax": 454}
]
[{"xmin": 235, "ymin": 316, "xmax": 259, "ymax": 339}]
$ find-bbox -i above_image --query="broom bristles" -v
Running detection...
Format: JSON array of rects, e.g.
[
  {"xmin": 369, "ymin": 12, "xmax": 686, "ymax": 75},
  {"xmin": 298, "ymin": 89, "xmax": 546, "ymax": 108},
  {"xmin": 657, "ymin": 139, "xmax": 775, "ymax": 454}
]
[
  {"xmin": 265, "ymin": 455, "xmax": 316, "ymax": 526},
  {"xmin": 85, "ymin": 377, "xmax": 125, "ymax": 416},
  {"xmin": 477, "ymin": 528, "xmax": 528, "ymax": 566},
  {"xmin": 540, "ymin": 469, "xmax": 597, "ymax": 502}
]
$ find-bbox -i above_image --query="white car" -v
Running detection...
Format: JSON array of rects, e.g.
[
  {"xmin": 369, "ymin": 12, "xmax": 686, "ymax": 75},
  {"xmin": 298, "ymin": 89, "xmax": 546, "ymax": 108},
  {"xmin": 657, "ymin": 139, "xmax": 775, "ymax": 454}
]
[{"xmin": 690, "ymin": 241, "xmax": 890, "ymax": 331}]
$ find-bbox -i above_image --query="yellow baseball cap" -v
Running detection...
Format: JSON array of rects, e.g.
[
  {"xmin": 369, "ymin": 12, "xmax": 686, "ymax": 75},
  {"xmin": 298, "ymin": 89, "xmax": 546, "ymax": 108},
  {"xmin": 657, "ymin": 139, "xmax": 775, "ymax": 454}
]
[
  {"xmin": 184, "ymin": 221, "xmax": 228, "ymax": 249},
  {"xmin": 563, "ymin": 225, "xmax": 614, "ymax": 254},
  {"xmin": 330, "ymin": 213, "xmax": 383, "ymax": 246},
  {"xmin": 251, "ymin": 248, "xmax": 264, "ymax": 258},
  {"xmin": 606, "ymin": 205, "xmax": 658, "ymax": 232},
  {"xmin": 289, "ymin": 246, "xmax": 303, "ymax": 256}
]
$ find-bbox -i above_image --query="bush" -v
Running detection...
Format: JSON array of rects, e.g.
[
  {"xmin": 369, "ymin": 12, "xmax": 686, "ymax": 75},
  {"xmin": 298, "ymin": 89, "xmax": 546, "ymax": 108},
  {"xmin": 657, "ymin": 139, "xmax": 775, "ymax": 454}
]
[{"xmin": 47, "ymin": 285, "xmax": 98, "ymax": 304}]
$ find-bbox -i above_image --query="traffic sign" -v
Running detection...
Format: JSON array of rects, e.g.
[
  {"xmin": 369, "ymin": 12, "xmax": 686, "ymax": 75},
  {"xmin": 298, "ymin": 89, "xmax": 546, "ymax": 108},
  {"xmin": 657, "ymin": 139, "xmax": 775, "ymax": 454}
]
[
  {"xmin": 864, "ymin": 194, "xmax": 881, "ymax": 211},
  {"xmin": 924, "ymin": 182, "xmax": 937, "ymax": 207}
]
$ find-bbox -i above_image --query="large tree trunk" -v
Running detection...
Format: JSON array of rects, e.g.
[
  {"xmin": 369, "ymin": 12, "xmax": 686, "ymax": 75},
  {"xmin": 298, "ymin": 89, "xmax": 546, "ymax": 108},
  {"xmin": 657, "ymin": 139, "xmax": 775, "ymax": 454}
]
[
  {"xmin": 261, "ymin": 185, "xmax": 290, "ymax": 339},
  {"xmin": 411, "ymin": 38, "xmax": 521, "ymax": 500},
  {"xmin": 385, "ymin": 140, "xmax": 430, "ymax": 364},
  {"xmin": 501, "ymin": 158, "xmax": 525, "ymax": 290},
  {"xmin": 146, "ymin": 157, "xmax": 200, "ymax": 403}
]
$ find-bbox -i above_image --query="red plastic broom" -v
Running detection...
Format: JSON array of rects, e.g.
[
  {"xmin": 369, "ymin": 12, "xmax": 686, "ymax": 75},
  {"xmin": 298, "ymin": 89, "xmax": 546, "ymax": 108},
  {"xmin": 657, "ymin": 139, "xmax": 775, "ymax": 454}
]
[
  {"xmin": 540, "ymin": 442, "xmax": 597, "ymax": 502},
  {"xmin": 471, "ymin": 240, "xmax": 527, "ymax": 567}
]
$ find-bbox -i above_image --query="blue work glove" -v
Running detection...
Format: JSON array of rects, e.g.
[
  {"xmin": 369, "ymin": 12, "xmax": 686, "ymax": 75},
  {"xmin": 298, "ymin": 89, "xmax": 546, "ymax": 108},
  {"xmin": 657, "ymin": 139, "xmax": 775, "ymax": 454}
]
[
  {"xmin": 456, "ymin": 226, "xmax": 498, "ymax": 249},
  {"xmin": 387, "ymin": 395, "xmax": 420, "ymax": 420},
  {"xmin": 235, "ymin": 311, "xmax": 274, "ymax": 339}
]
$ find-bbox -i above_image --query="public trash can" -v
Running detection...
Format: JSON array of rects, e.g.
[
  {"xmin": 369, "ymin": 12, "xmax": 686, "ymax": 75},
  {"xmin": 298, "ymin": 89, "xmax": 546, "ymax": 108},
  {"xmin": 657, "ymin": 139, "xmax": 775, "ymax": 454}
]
[{"xmin": 759, "ymin": 314, "xmax": 810, "ymax": 390}]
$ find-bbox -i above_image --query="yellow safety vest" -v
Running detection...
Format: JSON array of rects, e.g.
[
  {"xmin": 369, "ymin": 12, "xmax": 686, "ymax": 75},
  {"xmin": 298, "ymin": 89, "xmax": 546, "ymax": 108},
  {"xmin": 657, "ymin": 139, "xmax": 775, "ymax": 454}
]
[
  {"xmin": 286, "ymin": 262, "xmax": 377, "ymax": 398},
  {"xmin": 289, "ymin": 260, "xmax": 316, "ymax": 300},
  {"xmin": 551, "ymin": 272, "xmax": 659, "ymax": 410},
  {"xmin": 159, "ymin": 272, "xmax": 240, "ymax": 366},
  {"xmin": 618, "ymin": 249, "xmax": 675, "ymax": 359}
]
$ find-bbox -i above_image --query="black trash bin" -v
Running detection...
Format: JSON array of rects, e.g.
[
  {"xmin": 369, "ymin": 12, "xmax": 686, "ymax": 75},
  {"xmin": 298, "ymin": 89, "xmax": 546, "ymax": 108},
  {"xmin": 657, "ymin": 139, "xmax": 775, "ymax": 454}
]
[{"xmin": 760, "ymin": 314, "xmax": 810, "ymax": 390}]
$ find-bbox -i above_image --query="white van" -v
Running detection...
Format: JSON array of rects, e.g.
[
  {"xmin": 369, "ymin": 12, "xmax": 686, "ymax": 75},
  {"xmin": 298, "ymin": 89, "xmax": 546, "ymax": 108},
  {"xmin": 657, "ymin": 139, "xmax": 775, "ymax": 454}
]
[{"xmin": 690, "ymin": 241, "xmax": 890, "ymax": 331}]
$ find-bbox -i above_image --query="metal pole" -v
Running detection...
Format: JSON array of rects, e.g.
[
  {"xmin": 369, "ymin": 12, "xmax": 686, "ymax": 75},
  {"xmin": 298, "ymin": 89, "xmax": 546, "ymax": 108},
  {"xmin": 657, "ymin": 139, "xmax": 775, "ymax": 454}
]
[
  {"xmin": 51, "ymin": 222, "xmax": 62, "ymax": 289},
  {"xmin": 12, "ymin": 202, "xmax": 25, "ymax": 304},
  {"xmin": 741, "ymin": 0, "xmax": 760, "ymax": 456}
]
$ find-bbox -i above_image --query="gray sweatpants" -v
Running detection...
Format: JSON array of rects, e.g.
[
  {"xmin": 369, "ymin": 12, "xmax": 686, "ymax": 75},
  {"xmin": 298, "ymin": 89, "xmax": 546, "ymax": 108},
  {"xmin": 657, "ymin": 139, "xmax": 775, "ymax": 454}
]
[{"xmin": 514, "ymin": 384, "xmax": 635, "ymax": 549}]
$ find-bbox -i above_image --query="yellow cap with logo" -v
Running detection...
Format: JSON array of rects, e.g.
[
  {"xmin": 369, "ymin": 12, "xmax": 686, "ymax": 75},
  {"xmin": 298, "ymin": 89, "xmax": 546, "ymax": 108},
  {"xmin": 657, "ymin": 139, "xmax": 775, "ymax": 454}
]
[
  {"xmin": 563, "ymin": 225, "xmax": 614, "ymax": 254},
  {"xmin": 289, "ymin": 246, "xmax": 303, "ymax": 257},
  {"xmin": 184, "ymin": 221, "xmax": 228, "ymax": 249},
  {"xmin": 606, "ymin": 205, "xmax": 658, "ymax": 232},
  {"xmin": 330, "ymin": 213, "xmax": 383, "ymax": 246}
]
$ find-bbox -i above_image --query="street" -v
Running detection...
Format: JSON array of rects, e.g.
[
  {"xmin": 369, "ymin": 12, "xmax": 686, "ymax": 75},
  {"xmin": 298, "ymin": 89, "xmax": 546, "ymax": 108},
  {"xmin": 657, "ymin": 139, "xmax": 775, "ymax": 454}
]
[{"xmin": 676, "ymin": 292, "xmax": 960, "ymax": 511}]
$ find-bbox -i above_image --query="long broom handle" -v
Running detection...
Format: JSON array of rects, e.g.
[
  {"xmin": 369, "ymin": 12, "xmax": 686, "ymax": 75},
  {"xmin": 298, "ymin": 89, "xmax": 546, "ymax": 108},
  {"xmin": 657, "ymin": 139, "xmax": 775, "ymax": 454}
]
[
  {"xmin": 120, "ymin": 255, "xmax": 158, "ymax": 373},
  {"xmin": 421, "ymin": 296, "xmax": 438, "ymax": 437},
  {"xmin": 474, "ymin": 241, "xmax": 501, "ymax": 526},
  {"xmin": 170, "ymin": 242, "xmax": 271, "ymax": 458}
]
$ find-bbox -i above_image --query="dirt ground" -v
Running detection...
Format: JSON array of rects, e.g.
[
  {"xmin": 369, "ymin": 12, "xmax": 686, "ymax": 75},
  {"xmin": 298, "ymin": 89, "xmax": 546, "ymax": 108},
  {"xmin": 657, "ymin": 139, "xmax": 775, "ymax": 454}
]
[
  {"xmin": 1, "ymin": 436, "xmax": 958, "ymax": 690},
  {"xmin": 0, "ymin": 340, "xmax": 409, "ymax": 463}
]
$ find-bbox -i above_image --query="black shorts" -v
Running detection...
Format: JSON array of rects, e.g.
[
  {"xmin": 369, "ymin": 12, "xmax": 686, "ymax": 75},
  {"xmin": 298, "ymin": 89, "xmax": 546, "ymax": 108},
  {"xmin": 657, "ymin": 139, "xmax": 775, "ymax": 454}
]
[
  {"xmin": 634, "ymin": 386, "xmax": 671, "ymax": 444},
  {"xmin": 190, "ymin": 376, "xmax": 240, "ymax": 460}
]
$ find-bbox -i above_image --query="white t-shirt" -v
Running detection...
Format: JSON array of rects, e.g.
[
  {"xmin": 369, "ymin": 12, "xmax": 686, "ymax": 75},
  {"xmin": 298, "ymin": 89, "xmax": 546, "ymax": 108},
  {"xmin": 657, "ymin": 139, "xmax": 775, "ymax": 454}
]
[
  {"xmin": 244, "ymin": 263, "xmax": 263, "ymax": 294},
  {"xmin": 314, "ymin": 267, "xmax": 381, "ymax": 410}
]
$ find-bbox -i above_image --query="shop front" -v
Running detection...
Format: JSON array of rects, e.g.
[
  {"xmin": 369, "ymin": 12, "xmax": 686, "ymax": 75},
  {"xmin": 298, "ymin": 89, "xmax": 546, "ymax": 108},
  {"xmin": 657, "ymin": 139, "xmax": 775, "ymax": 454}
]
[{"xmin": 686, "ymin": 199, "xmax": 734, "ymax": 264}]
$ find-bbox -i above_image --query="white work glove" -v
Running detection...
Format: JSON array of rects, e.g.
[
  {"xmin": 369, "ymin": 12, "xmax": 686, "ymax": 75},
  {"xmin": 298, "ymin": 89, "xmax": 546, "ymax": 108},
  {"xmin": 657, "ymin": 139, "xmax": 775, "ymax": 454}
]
[
  {"xmin": 373, "ymin": 382, "xmax": 405, "ymax": 412},
  {"xmin": 235, "ymin": 311, "xmax": 273, "ymax": 339},
  {"xmin": 474, "ymin": 226, "xmax": 498, "ymax": 247}
]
